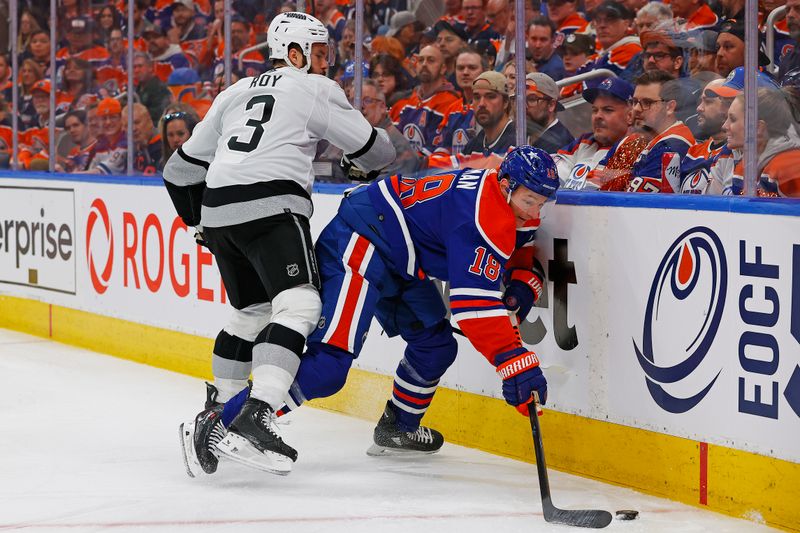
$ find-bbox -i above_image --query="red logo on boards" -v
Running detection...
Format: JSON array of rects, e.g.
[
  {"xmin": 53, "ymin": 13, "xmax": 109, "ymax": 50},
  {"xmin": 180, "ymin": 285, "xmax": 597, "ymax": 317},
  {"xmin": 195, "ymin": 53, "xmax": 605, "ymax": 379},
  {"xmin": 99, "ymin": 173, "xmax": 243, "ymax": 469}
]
[{"xmin": 86, "ymin": 198, "xmax": 114, "ymax": 294}]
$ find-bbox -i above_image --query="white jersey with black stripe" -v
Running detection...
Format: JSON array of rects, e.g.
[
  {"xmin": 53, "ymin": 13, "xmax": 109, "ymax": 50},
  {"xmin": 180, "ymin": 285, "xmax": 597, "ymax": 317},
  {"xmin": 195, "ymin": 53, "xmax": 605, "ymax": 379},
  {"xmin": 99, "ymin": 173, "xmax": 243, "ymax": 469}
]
[{"xmin": 164, "ymin": 66, "xmax": 395, "ymax": 228}]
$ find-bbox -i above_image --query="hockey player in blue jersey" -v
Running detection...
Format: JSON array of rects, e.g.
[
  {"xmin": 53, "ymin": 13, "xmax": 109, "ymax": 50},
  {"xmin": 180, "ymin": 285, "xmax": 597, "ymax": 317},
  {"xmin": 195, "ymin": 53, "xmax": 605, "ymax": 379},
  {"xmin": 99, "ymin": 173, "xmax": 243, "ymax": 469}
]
[{"xmin": 182, "ymin": 146, "xmax": 557, "ymax": 475}]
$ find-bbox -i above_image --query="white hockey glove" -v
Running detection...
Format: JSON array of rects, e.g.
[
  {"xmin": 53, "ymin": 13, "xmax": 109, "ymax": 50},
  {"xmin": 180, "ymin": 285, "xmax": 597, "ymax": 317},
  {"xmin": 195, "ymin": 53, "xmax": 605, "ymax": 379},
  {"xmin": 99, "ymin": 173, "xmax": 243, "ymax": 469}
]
[{"xmin": 340, "ymin": 155, "xmax": 381, "ymax": 182}]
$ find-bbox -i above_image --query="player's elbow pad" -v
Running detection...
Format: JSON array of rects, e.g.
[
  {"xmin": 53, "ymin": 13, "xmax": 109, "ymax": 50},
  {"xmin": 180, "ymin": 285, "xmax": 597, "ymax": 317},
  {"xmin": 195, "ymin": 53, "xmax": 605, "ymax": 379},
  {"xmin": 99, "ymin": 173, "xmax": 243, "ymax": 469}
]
[
  {"xmin": 164, "ymin": 180, "xmax": 206, "ymax": 227},
  {"xmin": 346, "ymin": 128, "xmax": 396, "ymax": 174}
]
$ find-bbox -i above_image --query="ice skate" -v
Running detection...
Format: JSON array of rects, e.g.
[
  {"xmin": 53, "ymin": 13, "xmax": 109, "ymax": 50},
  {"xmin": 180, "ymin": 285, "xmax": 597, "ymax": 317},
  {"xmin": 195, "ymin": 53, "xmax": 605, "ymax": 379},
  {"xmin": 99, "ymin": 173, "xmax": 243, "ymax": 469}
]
[
  {"xmin": 215, "ymin": 397, "xmax": 297, "ymax": 476},
  {"xmin": 366, "ymin": 401, "xmax": 444, "ymax": 456},
  {"xmin": 180, "ymin": 383, "xmax": 227, "ymax": 478}
]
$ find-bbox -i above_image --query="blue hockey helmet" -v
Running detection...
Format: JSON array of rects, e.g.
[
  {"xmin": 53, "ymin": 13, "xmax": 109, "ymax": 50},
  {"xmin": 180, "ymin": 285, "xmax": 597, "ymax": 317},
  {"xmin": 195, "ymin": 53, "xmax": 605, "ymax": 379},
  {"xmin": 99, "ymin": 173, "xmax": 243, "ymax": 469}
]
[{"xmin": 498, "ymin": 146, "xmax": 559, "ymax": 200}]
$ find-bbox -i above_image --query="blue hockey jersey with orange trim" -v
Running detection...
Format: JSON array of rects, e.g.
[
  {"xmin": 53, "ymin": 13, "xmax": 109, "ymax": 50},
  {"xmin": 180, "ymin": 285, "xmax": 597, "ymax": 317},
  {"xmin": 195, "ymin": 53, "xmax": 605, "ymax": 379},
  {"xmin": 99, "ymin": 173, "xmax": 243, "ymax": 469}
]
[
  {"xmin": 628, "ymin": 121, "xmax": 695, "ymax": 193},
  {"xmin": 339, "ymin": 169, "xmax": 528, "ymax": 363}
]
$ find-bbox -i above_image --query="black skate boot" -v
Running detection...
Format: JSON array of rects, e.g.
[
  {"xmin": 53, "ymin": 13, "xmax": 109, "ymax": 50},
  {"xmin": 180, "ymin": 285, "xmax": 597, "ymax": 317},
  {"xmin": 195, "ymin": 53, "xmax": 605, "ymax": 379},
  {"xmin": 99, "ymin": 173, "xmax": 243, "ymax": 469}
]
[
  {"xmin": 180, "ymin": 382, "xmax": 227, "ymax": 478},
  {"xmin": 366, "ymin": 401, "xmax": 445, "ymax": 456},
  {"xmin": 215, "ymin": 397, "xmax": 298, "ymax": 475}
]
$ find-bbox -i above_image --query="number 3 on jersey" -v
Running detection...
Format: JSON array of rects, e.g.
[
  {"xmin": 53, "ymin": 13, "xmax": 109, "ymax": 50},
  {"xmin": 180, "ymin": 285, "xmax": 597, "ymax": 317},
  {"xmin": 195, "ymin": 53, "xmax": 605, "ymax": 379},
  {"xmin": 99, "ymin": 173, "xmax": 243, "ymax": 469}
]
[{"xmin": 228, "ymin": 95, "xmax": 275, "ymax": 153}]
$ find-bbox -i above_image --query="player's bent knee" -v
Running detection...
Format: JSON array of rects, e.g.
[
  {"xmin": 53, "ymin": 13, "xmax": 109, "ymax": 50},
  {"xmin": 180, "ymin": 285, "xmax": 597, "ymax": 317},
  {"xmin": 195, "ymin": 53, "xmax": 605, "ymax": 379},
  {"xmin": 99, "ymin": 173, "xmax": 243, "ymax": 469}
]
[
  {"xmin": 270, "ymin": 284, "xmax": 322, "ymax": 338},
  {"xmin": 297, "ymin": 343, "xmax": 354, "ymax": 400},
  {"xmin": 224, "ymin": 302, "xmax": 272, "ymax": 341}
]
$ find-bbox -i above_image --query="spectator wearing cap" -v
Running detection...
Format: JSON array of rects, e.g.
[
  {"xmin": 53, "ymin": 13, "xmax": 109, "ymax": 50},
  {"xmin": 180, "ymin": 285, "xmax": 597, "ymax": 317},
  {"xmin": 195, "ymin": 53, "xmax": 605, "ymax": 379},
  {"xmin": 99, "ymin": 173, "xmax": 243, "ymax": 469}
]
[
  {"xmin": 559, "ymin": 33, "xmax": 596, "ymax": 77},
  {"xmin": 637, "ymin": 31, "xmax": 685, "ymax": 79},
  {"xmin": 683, "ymin": 30, "xmax": 719, "ymax": 78},
  {"xmin": 387, "ymin": 11, "xmax": 424, "ymax": 57},
  {"xmin": 461, "ymin": 71, "xmax": 515, "ymax": 160},
  {"xmin": 779, "ymin": 0, "xmax": 800, "ymax": 84},
  {"xmin": 56, "ymin": 16, "xmax": 111, "ymax": 71},
  {"xmin": 211, "ymin": 16, "xmax": 264, "ymax": 80},
  {"xmin": 18, "ymin": 80, "xmax": 65, "ymax": 170},
  {"xmin": 547, "ymin": 0, "xmax": 590, "ymax": 36},
  {"xmin": 390, "ymin": 44, "xmax": 463, "ymax": 157},
  {"xmin": 171, "ymin": 0, "xmax": 207, "ymax": 62},
  {"xmin": 461, "ymin": 0, "xmax": 501, "ymax": 42},
  {"xmin": 125, "ymin": 103, "xmax": 162, "ymax": 175},
  {"xmin": 556, "ymin": 78, "xmax": 634, "ymax": 189},
  {"xmin": 316, "ymin": 0, "xmax": 347, "ymax": 42},
  {"xmin": 56, "ymin": 109, "xmax": 97, "ymax": 173},
  {"xmin": 143, "ymin": 24, "xmax": 192, "ymax": 83},
  {"xmin": 633, "ymin": 3, "xmax": 672, "ymax": 35},
  {"xmin": 434, "ymin": 47, "xmax": 488, "ymax": 157},
  {"xmin": 133, "ymin": 52, "xmax": 174, "ymax": 125},
  {"xmin": 436, "ymin": 20, "xmax": 469, "ymax": 84},
  {"xmin": 525, "ymin": 72, "xmax": 574, "ymax": 153},
  {"xmin": 672, "ymin": 0, "xmax": 719, "ymax": 32},
  {"xmin": 680, "ymin": 78, "xmax": 732, "ymax": 194},
  {"xmin": 586, "ymin": 1, "xmax": 641, "ymax": 75},
  {"xmin": 526, "ymin": 17, "xmax": 567, "ymax": 82},
  {"xmin": 627, "ymin": 70, "xmax": 696, "ymax": 193},
  {"xmin": 85, "ymin": 97, "xmax": 128, "ymax": 175}
]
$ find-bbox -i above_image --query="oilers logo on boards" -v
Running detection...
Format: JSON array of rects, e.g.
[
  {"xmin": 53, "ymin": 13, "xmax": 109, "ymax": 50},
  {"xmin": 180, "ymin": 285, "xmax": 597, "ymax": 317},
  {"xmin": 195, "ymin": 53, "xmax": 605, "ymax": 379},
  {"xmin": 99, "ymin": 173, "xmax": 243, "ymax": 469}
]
[{"xmin": 634, "ymin": 227, "xmax": 728, "ymax": 413}]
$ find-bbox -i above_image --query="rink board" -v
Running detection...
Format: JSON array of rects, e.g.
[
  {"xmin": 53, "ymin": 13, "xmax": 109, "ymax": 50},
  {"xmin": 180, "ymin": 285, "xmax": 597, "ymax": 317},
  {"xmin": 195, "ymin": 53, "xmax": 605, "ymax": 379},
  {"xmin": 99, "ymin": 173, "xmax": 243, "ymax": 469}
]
[{"xmin": 1, "ymin": 172, "xmax": 799, "ymax": 531}]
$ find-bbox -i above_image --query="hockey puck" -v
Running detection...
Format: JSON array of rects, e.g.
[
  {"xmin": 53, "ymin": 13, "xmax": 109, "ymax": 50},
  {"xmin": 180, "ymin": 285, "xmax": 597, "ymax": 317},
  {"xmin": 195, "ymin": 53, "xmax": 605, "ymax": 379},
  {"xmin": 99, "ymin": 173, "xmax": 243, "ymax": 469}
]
[{"xmin": 615, "ymin": 510, "xmax": 639, "ymax": 520}]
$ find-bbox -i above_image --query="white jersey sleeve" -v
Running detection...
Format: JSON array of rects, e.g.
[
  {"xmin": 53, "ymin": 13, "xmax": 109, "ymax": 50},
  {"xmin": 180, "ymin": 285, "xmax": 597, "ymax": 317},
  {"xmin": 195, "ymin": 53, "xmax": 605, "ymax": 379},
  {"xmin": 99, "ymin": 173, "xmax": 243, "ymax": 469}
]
[{"xmin": 316, "ymin": 81, "xmax": 395, "ymax": 172}]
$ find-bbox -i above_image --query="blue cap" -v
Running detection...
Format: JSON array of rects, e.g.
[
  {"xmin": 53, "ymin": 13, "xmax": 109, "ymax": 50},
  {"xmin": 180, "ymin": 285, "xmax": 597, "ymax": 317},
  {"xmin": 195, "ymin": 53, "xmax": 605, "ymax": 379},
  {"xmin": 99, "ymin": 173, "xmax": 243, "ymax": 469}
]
[
  {"xmin": 341, "ymin": 60, "xmax": 369, "ymax": 81},
  {"xmin": 582, "ymin": 77, "xmax": 634, "ymax": 104},
  {"xmin": 168, "ymin": 67, "xmax": 200, "ymax": 85},
  {"xmin": 708, "ymin": 67, "xmax": 780, "ymax": 97}
]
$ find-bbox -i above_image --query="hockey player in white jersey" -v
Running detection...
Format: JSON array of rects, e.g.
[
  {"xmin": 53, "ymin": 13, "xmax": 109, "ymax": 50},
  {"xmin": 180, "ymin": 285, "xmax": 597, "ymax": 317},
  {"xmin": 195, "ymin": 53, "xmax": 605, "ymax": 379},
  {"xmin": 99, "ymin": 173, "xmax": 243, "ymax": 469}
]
[{"xmin": 164, "ymin": 12, "xmax": 395, "ymax": 476}]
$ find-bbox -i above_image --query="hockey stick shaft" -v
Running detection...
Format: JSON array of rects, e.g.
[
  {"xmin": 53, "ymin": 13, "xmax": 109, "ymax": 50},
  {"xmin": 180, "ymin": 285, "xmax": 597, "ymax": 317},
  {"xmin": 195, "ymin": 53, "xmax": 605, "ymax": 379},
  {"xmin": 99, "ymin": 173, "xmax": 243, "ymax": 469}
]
[{"xmin": 528, "ymin": 396, "xmax": 613, "ymax": 528}]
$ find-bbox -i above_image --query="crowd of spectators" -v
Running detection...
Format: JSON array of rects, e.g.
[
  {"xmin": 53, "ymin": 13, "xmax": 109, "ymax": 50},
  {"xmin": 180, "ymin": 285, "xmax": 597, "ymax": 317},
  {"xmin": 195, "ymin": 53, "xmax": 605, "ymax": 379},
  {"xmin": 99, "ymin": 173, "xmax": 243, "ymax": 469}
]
[{"xmin": 1, "ymin": 0, "xmax": 799, "ymax": 196}]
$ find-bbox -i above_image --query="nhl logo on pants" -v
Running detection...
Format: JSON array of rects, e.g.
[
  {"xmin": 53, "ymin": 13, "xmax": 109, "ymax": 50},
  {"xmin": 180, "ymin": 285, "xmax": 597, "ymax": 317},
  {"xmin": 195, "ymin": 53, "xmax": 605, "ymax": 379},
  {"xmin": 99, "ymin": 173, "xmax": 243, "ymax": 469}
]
[{"xmin": 286, "ymin": 263, "xmax": 300, "ymax": 277}]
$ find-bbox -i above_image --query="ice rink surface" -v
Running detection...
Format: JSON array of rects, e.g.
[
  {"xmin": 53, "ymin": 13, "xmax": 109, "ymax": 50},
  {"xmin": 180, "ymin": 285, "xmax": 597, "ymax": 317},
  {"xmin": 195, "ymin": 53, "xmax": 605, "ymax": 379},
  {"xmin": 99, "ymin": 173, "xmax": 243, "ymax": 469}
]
[{"xmin": 0, "ymin": 328, "xmax": 777, "ymax": 533}]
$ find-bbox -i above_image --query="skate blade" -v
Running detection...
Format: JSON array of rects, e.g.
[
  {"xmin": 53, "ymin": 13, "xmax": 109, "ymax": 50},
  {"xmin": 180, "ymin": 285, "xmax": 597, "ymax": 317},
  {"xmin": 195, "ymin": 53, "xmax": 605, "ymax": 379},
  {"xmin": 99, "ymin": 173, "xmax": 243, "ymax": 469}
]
[
  {"xmin": 215, "ymin": 433, "xmax": 293, "ymax": 476},
  {"xmin": 366, "ymin": 443, "xmax": 441, "ymax": 457},
  {"xmin": 179, "ymin": 421, "xmax": 202, "ymax": 478}
]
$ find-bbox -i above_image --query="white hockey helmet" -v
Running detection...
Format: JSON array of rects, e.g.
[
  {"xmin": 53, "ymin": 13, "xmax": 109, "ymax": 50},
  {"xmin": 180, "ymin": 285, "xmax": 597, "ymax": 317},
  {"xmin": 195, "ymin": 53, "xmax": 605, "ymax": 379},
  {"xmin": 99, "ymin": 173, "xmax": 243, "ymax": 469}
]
[{"xmin": 268, "ymin": 12, "xmax": 330, "ymax": 73}]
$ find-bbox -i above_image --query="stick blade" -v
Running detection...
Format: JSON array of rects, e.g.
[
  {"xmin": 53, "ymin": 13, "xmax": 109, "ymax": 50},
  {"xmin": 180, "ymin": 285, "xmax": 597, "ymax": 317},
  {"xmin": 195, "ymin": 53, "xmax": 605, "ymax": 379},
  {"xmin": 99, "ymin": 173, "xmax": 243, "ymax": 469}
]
[{"xmin": 544, "ymin": 506, "xmax": 613, "ymax": 529}]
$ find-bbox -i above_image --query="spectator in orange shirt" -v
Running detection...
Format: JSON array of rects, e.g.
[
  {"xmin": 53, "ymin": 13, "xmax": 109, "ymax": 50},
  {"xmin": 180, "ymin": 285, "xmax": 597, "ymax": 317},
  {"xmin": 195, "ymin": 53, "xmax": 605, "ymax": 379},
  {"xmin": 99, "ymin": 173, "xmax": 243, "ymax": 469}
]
[
  {"xmin": 19, "ymin": 80, "xmax": 63, "ymax": 169},
  {"xmin": 56, "ymin": 16, "xmax": 111, "ymax": 70},
  {"xmin": 671, "ymin": 0, "xmax": 719, "ymax": 32},
  {"xmin": 547, "ymin": 0, "xmax": 590, "ymax": 36}
]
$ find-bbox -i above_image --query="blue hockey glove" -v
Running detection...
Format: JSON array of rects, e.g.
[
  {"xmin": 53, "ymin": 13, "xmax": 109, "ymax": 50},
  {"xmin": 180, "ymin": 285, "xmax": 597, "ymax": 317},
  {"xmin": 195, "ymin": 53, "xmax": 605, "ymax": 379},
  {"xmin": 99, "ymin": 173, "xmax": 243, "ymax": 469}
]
[
  {"xmin": 502, "ymin": 267, "xmax": 544, "ymax": 324},
  {"xmin": 495, "ymin": 348, "xmax": 547, "ymax": 416}
]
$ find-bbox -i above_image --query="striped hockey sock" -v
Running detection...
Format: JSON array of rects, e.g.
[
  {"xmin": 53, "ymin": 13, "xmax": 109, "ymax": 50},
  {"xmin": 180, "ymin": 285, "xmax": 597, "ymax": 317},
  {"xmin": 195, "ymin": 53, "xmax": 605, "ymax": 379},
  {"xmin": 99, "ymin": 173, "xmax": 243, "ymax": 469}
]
[{"xmin": 390, "ymin": 358, "xmax": 439, "ymax": 431}]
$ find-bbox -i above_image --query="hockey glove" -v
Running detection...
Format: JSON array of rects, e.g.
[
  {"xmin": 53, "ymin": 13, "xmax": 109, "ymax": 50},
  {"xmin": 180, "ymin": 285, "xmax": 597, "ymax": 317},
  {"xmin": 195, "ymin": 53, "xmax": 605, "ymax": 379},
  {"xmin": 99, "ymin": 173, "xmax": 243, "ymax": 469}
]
[
  {"xmin": 502, "ymin": 267, "xmax": 544, "ymax": 324},
  {"xmin": 495, "ymin": 348, "xmax": 547, "ymax": 416},
  {"xmin": 340, "ymin": 155, "xmax": 380, "ymax": 182},
  {"xmin": 194, "ymin": 226, "xmax": 208, "ymax": 249}
]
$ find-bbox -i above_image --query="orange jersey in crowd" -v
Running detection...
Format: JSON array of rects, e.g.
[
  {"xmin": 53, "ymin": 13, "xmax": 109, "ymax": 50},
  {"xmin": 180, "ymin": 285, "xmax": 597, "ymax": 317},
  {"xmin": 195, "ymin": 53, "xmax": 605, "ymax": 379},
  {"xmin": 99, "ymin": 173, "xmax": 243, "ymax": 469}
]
[
  {"xmin": 390, "ymin": 86, "xmax": 463, "ymax": 157},
  {"xmin": 733, "ymin": 150, "xmax": 800, "ymax": 198},
  {"xmin": 627, "ymin": 121, "xmax": 695, "ymax": 193},
  {"xmin": 56, "ymin": 45, "xmax": 111, "ymax": 67},
  {"xmin": 682, "ymin": 4, "xmax": 719, "ymax": 31},
  {"xmin": 558, "ymin": 13, "xmax": 590, "ymax": 35}
]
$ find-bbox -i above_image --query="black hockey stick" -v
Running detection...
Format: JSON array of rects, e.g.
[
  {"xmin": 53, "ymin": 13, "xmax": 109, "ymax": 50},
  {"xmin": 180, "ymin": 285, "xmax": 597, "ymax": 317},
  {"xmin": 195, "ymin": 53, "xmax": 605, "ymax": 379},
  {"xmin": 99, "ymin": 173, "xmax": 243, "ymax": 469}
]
[{"xmin": 528, "ymin": 394, "xmax": 613, "ymax": 529}]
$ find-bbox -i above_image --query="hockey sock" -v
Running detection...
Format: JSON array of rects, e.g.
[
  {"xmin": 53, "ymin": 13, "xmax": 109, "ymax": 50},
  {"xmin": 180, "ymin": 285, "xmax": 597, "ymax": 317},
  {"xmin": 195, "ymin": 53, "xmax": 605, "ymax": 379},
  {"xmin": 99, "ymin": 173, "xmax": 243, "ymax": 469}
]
[
  {"xmin": 250, "ymin": 323, "xmax": 304, "ymax": 408},
  {"xmin": 212, "ymin": 330, "xmax": 254, "ymax": 402},
  {"xmin": 390, "ymin": 357, "xmax": 440, "ymax": 432},
  {"xmin": 221, "ymin": 386, "xmax": 250, "ymax": 427}
]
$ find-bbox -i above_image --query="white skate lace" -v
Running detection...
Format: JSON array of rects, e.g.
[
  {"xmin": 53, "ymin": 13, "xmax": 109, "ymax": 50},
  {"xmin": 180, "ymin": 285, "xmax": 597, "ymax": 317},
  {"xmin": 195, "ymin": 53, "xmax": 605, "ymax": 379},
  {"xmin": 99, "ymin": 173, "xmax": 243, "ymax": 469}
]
[
  {"xmin": 208, "ymin": 418, "xmax": 226, "ymax": 450},
  {"xmin": 408, "ymin": 426, "xmax": 433, "ymax": 444},
  {"xmin": 258, "ymin": 410, "xmax": 282, "ymax": 439}
]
